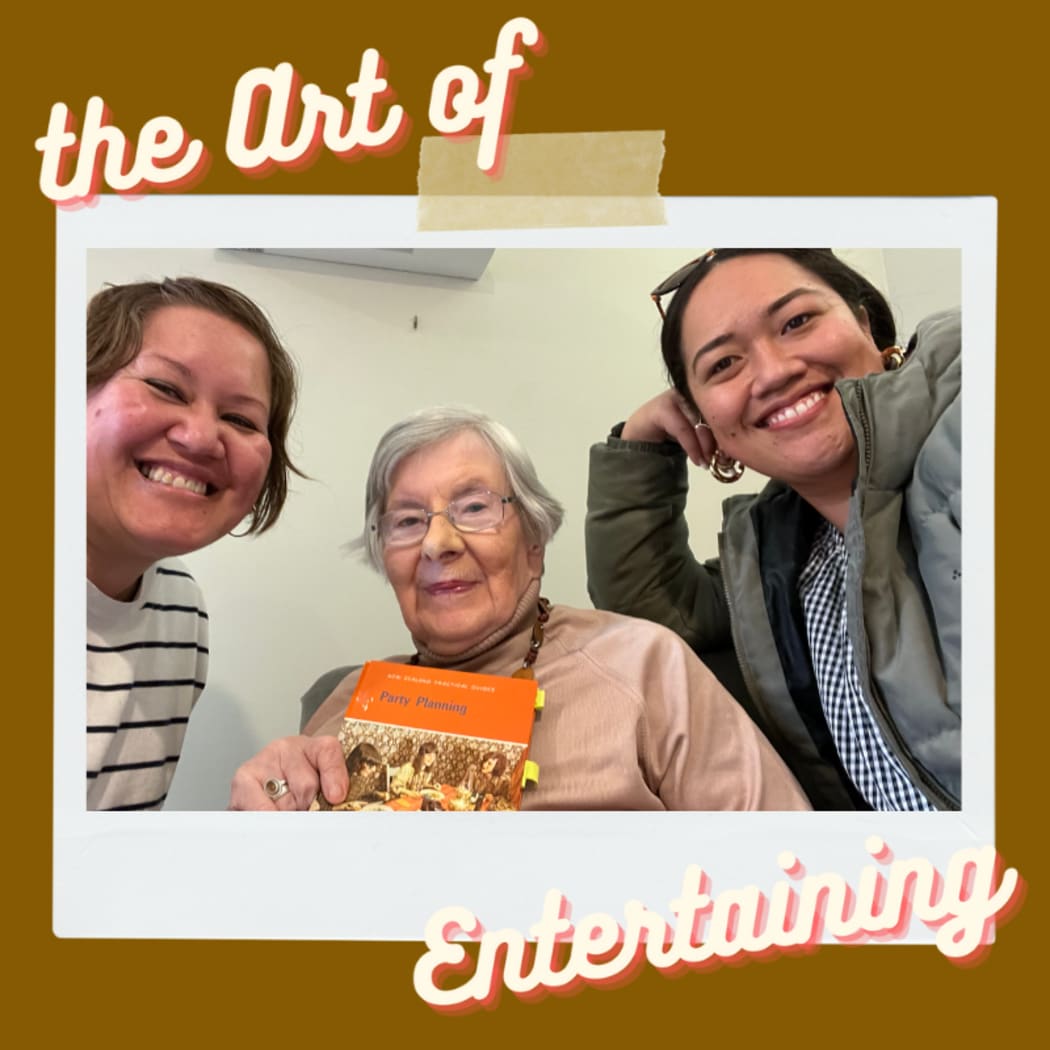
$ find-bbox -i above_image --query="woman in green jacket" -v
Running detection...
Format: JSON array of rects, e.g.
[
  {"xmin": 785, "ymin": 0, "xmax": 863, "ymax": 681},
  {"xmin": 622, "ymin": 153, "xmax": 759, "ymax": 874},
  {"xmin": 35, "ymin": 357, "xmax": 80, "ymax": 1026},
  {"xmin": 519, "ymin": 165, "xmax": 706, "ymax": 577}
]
[{"xmin": 586, "ymin": 249, "xmax": 960, "ymax": 811}]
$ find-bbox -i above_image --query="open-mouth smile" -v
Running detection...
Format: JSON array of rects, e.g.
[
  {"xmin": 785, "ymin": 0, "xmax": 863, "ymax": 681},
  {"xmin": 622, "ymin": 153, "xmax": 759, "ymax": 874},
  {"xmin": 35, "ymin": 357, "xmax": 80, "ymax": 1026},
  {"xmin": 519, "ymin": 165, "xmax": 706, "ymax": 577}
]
[
  {"xmin": 137, "ymin": 461, "xmax": 213, "ymax": 496},
  {"xmin": 759, "ymin": 389, "xmax": 829, "ymax": 429}
]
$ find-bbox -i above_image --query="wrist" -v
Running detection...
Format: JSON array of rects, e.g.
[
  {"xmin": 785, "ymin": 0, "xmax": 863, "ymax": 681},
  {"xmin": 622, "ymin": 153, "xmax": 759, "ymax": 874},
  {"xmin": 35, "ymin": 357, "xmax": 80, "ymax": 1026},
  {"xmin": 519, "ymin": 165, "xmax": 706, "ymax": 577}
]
[{"xmin": 621, "ymin": 417, "xmax": 664, "ymax": 443}]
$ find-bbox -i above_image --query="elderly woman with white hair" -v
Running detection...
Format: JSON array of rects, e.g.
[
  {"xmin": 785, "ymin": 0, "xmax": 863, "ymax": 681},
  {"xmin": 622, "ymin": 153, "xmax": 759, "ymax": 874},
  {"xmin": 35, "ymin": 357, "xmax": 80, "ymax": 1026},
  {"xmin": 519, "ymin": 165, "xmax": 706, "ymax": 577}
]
[{"xmin": 228, "ymin": 407, "xmax": 811, "ymax": 811}]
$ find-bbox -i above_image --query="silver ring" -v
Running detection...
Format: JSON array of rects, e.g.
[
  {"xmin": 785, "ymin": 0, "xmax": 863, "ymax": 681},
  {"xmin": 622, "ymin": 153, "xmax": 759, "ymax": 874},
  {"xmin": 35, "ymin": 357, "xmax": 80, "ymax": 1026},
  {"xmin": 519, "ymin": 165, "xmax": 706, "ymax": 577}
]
[{"xmin": 263, "ymin": 777, "xmax": 290, "ymax": 801}]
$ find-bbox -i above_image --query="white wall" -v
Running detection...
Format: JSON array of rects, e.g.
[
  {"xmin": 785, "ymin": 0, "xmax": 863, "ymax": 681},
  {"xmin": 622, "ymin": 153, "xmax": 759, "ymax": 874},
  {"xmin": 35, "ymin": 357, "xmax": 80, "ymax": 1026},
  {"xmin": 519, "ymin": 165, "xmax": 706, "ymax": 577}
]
[{"xmin": 86, "ymin": 247, "xmax": 960, "ymax": 809}]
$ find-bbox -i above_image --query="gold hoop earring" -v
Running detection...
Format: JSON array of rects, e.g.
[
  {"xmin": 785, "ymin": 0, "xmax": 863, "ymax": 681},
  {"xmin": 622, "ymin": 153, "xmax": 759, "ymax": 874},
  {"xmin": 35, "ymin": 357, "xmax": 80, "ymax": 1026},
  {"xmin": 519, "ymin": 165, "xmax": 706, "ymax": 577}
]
[
  {"xmin": 881, "ymin": 345, "xmax": 907, "ymax": 371},
  {"xmin": 694, "ymin": 416, "xmax": 744, "ymax": 483},
  {"xmin": 709, "ymin": 450, "xmax": 745, "ymax": 484}
]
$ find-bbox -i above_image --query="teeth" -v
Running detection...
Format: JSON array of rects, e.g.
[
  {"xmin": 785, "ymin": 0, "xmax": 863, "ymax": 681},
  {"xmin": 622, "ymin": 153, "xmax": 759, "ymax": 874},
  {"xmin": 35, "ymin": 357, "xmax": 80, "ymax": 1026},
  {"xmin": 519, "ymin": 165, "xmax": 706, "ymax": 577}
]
[
  {"xmin": 767, "ymin": 391, "xmax": 825, "ymax": 427},
  {"xmin": 140, "ymin": 464, "xmax": 207, "ymax": 495}
]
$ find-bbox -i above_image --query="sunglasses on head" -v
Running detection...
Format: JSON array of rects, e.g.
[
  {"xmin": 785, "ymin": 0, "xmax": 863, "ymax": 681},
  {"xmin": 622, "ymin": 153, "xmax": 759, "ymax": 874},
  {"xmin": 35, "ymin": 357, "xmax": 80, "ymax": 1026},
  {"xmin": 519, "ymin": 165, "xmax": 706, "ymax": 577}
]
[
  {"xmin": 651, "ymin": 248, "xmax": 833, "ymax": 320},
  {"xmin": 649, "ymin": 249, "xmax": 720, "ymax": 320}
]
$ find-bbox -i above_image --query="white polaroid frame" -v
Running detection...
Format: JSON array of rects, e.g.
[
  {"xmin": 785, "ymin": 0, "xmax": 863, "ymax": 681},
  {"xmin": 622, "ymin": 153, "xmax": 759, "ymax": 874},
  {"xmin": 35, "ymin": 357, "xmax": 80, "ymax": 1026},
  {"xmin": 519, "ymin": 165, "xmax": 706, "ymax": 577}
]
[{"xmin": 55, "ymin": 196, "xmax": 994, "ymax": 941}]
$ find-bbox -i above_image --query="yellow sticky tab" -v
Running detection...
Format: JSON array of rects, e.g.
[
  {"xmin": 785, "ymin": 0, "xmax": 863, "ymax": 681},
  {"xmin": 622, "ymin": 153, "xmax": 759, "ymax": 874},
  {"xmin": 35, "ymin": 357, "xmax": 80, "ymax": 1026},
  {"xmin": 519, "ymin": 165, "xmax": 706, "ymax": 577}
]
[
  {"xmin": 534, "ymin": 689, "xmax": 545, "ymax": 711},
  {"xmin": 417, "ymin": 131, "xmax": 667, "ymax": 231},
  {"xmin": 522, "ymin": 760, "xmax": 540, "ymax": 787}
]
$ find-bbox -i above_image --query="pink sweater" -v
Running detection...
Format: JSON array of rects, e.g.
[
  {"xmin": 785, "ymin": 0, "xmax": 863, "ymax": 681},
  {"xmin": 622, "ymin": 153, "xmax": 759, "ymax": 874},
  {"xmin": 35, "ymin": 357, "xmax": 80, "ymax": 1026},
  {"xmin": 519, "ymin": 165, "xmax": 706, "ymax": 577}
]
[{"xmin": 304, "ymin": 584, "xmax": 811, "ymax": 811}]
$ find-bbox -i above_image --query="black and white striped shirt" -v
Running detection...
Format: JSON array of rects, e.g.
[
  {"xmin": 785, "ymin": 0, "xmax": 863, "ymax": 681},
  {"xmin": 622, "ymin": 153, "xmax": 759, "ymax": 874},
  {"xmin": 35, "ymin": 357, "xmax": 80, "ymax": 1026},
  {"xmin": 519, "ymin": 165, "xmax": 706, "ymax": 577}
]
[
  {"xmin": 798, "ymin": 522, "xmax": 933, "ymax": 811},
  {"xmin": 86, "ymin": 561, "xmax": 208, "ymax": 811}
]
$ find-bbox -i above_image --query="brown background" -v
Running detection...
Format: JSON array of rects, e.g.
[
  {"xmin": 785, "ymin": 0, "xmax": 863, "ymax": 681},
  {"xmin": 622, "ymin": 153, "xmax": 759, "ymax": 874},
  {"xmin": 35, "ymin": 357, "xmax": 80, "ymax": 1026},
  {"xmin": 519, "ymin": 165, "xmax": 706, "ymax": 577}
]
[{"xmin": 8, "ymin": 2, "xmax": 1042, "ymax": 1041}]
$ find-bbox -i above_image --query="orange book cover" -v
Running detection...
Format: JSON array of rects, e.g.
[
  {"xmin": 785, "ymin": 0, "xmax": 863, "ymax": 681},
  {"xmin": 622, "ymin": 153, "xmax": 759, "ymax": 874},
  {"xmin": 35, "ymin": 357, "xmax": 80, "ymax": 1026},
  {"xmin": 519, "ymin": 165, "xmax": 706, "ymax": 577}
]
[{"xmin": 311, "ymin": 660, "xmax": 539, "ymax": 812}]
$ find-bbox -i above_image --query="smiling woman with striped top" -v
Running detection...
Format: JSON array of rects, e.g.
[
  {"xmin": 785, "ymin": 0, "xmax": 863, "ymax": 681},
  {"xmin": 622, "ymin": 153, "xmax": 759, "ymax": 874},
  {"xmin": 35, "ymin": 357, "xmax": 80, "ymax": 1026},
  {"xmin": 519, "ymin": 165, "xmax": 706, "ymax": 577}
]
[{"xmin": 85, "ymin": 277, "xmax": 300, "ymax": 810}]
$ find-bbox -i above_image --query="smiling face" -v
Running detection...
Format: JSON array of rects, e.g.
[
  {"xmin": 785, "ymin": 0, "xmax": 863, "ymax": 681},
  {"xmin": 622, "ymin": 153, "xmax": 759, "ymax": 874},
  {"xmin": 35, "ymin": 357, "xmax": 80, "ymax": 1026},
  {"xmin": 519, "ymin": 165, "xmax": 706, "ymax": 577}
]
[
  {"xmin": 679, "ymin": 253, "xmax": 884, "ymax": 496},
  {"xmin": 381, "ymin": 430, "xmax": 544, "ymax": 656},
  {"xmin": 86, "ymin": 304, "xmax": 273, "ymax": 598}
]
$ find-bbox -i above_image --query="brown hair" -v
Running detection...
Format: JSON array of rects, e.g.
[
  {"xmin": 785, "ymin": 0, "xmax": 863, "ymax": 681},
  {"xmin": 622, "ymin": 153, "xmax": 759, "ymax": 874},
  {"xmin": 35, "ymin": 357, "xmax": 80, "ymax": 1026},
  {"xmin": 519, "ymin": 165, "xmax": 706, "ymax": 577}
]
[
  {"xmin": 481, "ymin": 751, "xmax": 507, "ymax": 776},
  {"xmin": 413, "ymin": 741, "xmax": 438, "ymax": 773},
  {"xmin": 346, "ymin": 742, "xmax": 383, "ymax": 775},
  {"xmin": 87, "ymin": 276, "xmax": 303, "ymax": 534}
]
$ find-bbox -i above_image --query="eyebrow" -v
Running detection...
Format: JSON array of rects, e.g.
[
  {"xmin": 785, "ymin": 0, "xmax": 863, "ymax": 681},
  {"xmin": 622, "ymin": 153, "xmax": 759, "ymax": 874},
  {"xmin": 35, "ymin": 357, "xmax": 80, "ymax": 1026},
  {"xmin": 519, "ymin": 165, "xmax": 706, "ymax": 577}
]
[
  {"xmin": 451, "ymin": 479, "xmax": 496, "ymax": 498},
  {"xmin": 386, "ymin": 478, "xmax": 496, "ymax": 509},
  {"xmin": 141, "ymin": 353, "xmax": 270, "ymax": 414},
  {"xmin": 688, "ymin": 287, "xmax": 818, "ymax": 373},
  {"xmin": 143, "ymin": 353, "xmax": 193, "ymax": 379},
  {"xmin": 224, "ymin": 391, "xmax": 270, "ymax": 414}
]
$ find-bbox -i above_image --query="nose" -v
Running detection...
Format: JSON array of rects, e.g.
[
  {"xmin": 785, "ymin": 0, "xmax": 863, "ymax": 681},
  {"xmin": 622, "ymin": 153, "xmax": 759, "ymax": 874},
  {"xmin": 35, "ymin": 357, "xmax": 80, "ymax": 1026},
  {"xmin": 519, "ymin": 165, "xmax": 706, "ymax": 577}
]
[
  {"xmin": 419, "ymin": 511, "xmax": 465, "ymax": 560},
  {"xmin": 167, "ymin": 404, "xmax": 223, "ymax": 459},
  {"xmin": 749, "ymin": 337, "xmax": 805, "ymax": 397}
]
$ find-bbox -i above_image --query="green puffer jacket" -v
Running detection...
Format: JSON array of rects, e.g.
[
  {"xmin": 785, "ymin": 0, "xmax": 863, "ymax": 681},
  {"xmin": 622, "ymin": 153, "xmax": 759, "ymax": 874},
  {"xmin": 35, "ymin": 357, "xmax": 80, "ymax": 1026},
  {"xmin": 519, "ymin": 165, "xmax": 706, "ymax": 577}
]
[{"xmin": 586, "ymin": 310, "xmax": 961, "ymax": 811}]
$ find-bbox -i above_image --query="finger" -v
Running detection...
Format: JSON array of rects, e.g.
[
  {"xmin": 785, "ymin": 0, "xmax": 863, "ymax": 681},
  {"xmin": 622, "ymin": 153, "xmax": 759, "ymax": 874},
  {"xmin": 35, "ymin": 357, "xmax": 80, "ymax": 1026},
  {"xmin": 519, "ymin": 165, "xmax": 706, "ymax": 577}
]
[
  {"xmin": 663, "ymin": 392, "xmax": 708, "ymax": 466},
  {"xmin": 692, "ymin": 423, "xmax": 717, "ymax": 467},
  {"xmin": 271, "ymin": 775, "xmax": 303, "ymax": 811},
  {"xmin": 253, "ymin": 773, "xmax": 311, "ymax": 811},
  {"xmin": 227, "ymin": 735, "xmax": 337, "ymax": 811},
  {"xmin": 671, "ymin": 390, "xmax": 701, "ymax": 427},
  {"xmin": 228, "ymin": 763, "xmax": 281, "ymax": 811},
  {"xmin": 276, "ymin": 737, "xmax": 331, "ymax": 810},
  {"xmin": 669, "ymin": 393, "xmax": 719, "ymax": 467},
  {"xmin": 253, "ymin": 765, "xmax": 300, "ymax": 811},
  {"xmin": 661, "ymin": 407, "xmax": 706, "ymax": 466},
  {"xmin": 306, "ymin": 736, "xmax": 351, "ymax": 804}
]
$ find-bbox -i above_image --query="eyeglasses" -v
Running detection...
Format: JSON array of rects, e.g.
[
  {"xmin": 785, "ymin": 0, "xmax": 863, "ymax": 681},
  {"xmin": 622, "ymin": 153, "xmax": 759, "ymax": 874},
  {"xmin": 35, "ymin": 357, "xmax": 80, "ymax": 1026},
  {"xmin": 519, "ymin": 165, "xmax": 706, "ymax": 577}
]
[
  {"xmin": 650, "ymin": 249, "xmax": 719, "ymax": 320},
  {"xmin": 375, "ymin": 489, "xmax": 517, "ymax": 548}
]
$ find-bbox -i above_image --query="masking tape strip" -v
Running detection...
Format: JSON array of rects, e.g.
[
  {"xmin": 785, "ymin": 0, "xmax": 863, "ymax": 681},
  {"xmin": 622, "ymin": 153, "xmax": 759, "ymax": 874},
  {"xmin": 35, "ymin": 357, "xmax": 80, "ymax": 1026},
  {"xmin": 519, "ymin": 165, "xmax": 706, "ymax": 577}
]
[{"xmin": 417, "ymin": 131, "xmax": 666, "ymax": 231}]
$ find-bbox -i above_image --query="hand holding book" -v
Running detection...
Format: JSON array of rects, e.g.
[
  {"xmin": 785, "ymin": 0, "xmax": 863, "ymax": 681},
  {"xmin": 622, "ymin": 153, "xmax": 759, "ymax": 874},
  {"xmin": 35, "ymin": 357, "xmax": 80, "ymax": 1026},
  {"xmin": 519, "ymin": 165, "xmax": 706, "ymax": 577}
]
[
  {"xmin": 228, "ymin": 734, "xmax": 348, "ymax": 811},
  {"xmin": 314, "ymin": 661, "xmax": 540, "ymax": 812}
]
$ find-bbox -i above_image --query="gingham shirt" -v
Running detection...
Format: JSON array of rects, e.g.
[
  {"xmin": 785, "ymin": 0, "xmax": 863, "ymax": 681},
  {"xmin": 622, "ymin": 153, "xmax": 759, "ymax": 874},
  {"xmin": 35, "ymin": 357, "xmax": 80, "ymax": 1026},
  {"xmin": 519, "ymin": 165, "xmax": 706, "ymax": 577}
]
[{"xmin": 798, "ymin": 522, "xmax": 934, "ymax": 811}]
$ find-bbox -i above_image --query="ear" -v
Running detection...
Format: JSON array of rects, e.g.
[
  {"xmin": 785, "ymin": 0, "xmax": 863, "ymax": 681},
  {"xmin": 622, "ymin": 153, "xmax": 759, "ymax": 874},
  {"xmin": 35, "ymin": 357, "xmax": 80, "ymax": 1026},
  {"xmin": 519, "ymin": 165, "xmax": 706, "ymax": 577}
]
[
  {"xmin": 855, "ymin": 304, "xmax": 874, "ymax": 339},
  {"xmin": 527, "ymin": 542, "xmax": 545, "ymax": 575}
]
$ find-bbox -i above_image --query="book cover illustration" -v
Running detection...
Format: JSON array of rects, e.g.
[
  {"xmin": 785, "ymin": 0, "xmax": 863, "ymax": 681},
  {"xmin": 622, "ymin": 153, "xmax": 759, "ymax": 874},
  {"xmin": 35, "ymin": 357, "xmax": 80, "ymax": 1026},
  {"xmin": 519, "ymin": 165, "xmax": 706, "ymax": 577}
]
[{"xmin": 311, "ymin": 660, "xmax": 539, "ymax": 812}]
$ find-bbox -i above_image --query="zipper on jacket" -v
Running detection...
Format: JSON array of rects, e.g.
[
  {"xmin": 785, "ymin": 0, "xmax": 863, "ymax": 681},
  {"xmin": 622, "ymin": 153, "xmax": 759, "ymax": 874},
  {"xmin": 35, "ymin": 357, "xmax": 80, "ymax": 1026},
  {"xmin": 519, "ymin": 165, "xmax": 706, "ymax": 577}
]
[
  {"xmin": 862, "ymin": 676, "xmax": 957, "ymax": 810},
  {"xmin": 851, "ymin": 381, "xmax": 875, "ymax": 475}
]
